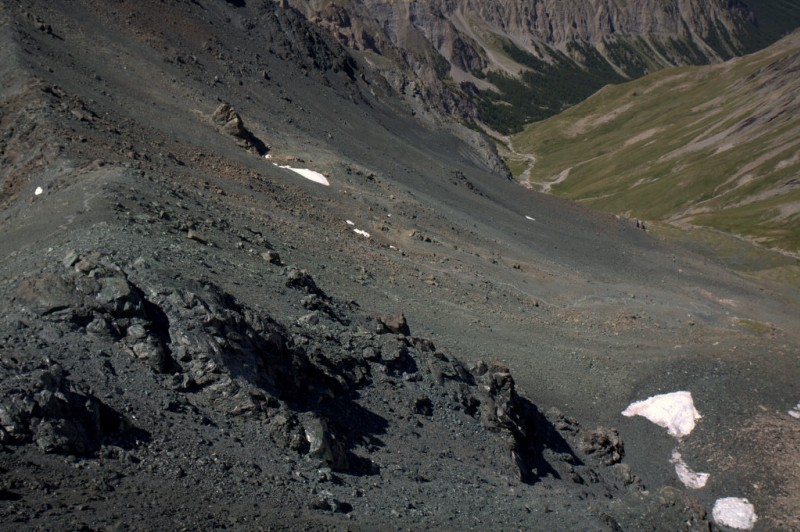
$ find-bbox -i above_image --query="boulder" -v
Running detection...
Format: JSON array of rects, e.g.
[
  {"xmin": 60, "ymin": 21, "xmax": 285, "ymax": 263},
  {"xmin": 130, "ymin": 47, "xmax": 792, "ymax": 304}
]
[
  {"xmin": 212, "ymin": 102, "xmax": 269, "ymax": 155},
  {"xmin": 261, "ymin": 251, "xmax": 282, "ymax": 265},
  {"xmin": 304, "ymin": 415, "xmax": 349, "ymax": 471},
  {"xmin": 95, "ymin": 275, "xmax": 144, "ymax": 317},
  {"xmin": 15, "ymin": 274, "xmax": 77, "ymax": 315},
  {"xmin": 132, "ymin": 340, "xmax": 168, "ymax": 373},
  {"xmin": 379, "ymin": 313, "xmax": 409, "ymax": 335},
  {"xmin": 286, "ymin": 268, "xmax": 321, "ymax": 295},
  {"xmin": 578, "ymin": 427, "xmax": 624, "ymax": 465}
]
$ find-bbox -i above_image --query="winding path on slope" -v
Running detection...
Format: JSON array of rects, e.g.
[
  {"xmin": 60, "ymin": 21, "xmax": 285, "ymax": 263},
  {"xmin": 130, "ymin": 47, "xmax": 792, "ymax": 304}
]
[{"xmin": 504, "ymin": 136, "xmax": 537, "ymax": 189}]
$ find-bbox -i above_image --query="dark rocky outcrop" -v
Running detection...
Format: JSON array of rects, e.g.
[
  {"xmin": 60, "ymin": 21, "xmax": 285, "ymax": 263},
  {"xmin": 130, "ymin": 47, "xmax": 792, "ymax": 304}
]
[
  {"xmin": 0, "ymin": 362, "xmax": 137, "ymax": 455},
  {"xmin": 212, "ymin": 102, "xmax": 269, "ymax": 156},
  {"xmin": 9, "ymin": 251, "xmax": 633, "ymax": 486}
]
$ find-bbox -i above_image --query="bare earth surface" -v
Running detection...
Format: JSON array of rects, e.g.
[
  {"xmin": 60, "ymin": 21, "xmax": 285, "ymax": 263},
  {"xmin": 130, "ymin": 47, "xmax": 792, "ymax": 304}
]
[{"xmin": 1, "ymin": 1, "xmax": 798, "ymax": 530}]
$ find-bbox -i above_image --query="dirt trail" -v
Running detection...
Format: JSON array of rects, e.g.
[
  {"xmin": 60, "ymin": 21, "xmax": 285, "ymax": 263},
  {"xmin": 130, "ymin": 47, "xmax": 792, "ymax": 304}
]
[{"xmin": 507, "ymin": 137, "xmax": 537, "ymax": 189}]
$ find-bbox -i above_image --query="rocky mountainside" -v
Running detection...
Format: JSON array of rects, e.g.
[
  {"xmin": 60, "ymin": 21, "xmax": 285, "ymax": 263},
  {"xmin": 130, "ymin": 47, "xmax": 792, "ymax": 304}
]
[
  {"xmin": 284, "ymin": 0, "xmax": 800, "ymax": 133},
  {"xmin": 1, "ymin": 0, "xmax": 799, "ymax": 530},
  {"xmin": 509, "ymin": 30, "xmax": 800, "ymax": 265}
]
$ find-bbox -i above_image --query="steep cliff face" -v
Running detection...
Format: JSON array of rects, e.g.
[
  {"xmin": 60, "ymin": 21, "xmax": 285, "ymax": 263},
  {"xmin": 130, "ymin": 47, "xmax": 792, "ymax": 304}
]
[
  {"xmin": 434, "ymin": 0, "xmax": 750, "ymax": 45},
  {"xmin": 284, "ymin": 0, "xmax": 799, "ymax": 133}
]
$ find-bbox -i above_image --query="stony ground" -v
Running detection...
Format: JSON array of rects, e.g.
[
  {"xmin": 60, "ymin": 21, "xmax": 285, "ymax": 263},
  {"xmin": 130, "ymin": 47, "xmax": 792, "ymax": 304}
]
[{"xmin": 1, "ymin": 1, "xmax": 798, "ymax": 530}]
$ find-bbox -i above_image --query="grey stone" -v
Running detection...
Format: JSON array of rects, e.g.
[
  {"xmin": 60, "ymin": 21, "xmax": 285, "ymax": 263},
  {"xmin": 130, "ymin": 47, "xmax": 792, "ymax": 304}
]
[
  {"xmin": 304, "ymin": 416, "xmax": 348, "ymax": 471},
  {"xmin": 15, "ymin": 274, "xmax": 76, "ymax": 315},
  {"xmin": 132, "ymin": 341, "xmax": 166, "ymax": 372},
  {"xmin": 297, "ymin": 312, "xmax": 320, "ymax": 326},
  {"xmin": 379, "ymin": 313, "xmax": 409, "ymax": 335},
  {"xmin": 187, "ymin": 230, "xmax": 209, "ymax": 245},
  {"xmin": 126, "ymin": 323, "xmax": 148, "ymax": 341},
  {"xmin": 86, "ymin": 317, "xmax": 113, "ymax": 337},
  {"xmin": 62, "ymin": 249, "xmax": 79, "ymax": 269},
  {"xmin": 96, "ymin": 276, "xmax": 143, "ymax": 317},
  {"xmin": 286, "ymin": 268, "xmax": 321, "ymax": 295},
  {"xmin": 261, "ymin": 251, "xmax": 281, "ymax": 265},
  {"xmin": 578, "ymin": 427, "xmax": 624, "ymax": 465},
  {"xmin": 361, "ymin": 347, "xmax": 379, "ymax": 361}
]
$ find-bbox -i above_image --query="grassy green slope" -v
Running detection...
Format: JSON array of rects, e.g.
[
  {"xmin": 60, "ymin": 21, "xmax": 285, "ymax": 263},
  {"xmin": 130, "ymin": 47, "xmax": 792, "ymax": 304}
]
[{"xmin": 510, "ymin": 30, "xmax": 800, "ymax": 258}]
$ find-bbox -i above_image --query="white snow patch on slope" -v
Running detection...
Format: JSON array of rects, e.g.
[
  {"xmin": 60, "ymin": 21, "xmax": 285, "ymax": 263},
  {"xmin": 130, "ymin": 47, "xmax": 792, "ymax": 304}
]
[
  {"xmin": 622, "ymin": 391, "xmax": 701, "ymax": 439},
  {"xmin": 34, "ymin": 187, "xmax": 43, "ymax": 195},
  {"xmin": 347, "ymin": 220, "xmax": 369, "ymax": 237},
  {"xmin": 525, "ymin": 215, "xmax": 535, "ymax": 221},
  {"xmin": 273, "ymin": 164, "xmax": 329, "ymax": 186},
  {"xmin": 788, "ymin": 401, "xmax": 800, "ymax": 419},
  {"xmin": 712, "ymin": 498, "xmax": 757, "ymax": 530},
  {"xmin": 670, "ymin": 450, "xmax": 709, "ymax": 489}
]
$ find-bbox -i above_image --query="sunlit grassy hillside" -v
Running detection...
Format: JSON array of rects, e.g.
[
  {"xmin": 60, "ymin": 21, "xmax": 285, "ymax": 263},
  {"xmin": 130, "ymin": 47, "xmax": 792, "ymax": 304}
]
[{"xmin": 510, "ymin": 30, "xmax": 800, "ymax": 259}]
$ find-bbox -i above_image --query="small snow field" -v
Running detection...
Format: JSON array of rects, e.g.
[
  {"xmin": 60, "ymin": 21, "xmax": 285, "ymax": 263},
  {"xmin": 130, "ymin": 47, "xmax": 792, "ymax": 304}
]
[
  {"xmin": 345, "ymin": 220, "xmax": 370, "ymax": 238},
  {"xmin": 272, "ymin": 163, "xmax": 329, "ymax": 186},
  {"xmin": 622, "ymin": 391, "xmax": 701, "ymax": 439},
  {"xmin": 670, "ymin": 450, "xmax": 709, "ymax": 489},
  {"xmin": 712, "ymin": 498, "xmax": 758, "ymax": 530}
]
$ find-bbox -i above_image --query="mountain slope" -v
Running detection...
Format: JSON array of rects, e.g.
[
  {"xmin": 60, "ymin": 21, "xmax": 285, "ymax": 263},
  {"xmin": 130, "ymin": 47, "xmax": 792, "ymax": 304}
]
[
  {"xmin": 286, "ymin": 0, "xmax": 800, "ymax": 133},
  {"xmin": 510, "ymin": 30, "xmax": 800, "ymax": 262},
  {"xmin": 1, "ymin": 1, "xmax": 799, "ymax": 530}
]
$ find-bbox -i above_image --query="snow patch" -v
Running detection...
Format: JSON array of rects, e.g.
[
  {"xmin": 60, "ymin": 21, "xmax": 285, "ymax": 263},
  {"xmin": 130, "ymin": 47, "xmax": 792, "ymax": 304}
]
[
  {"xmin": 622, "ymin": 391, "xmax": 701, "ymax": 439},
  {"xmin": 347, "ymin": 220, "xmax": 370, "ymax": 238},
  {"xmin": 273, "ymin": 163, "xmax": 329, "ymax": 186},
  {"xmin": 788, "ymin": 401, "xmax": 800, "ymax": 419},
  {"xmin": 670, "ymin": 450, "xmax": 709, "ymax": 489},
  {"xmin": 525, "ymin": 215, "xmax": 536, "ymax": 221},
  {"xmin": 34, "ymin": 187, "xmax": 43, "ymax": 196},
  {"xmin": 712, "ymin": 498, "xmax": 757, "ymax": 530}
]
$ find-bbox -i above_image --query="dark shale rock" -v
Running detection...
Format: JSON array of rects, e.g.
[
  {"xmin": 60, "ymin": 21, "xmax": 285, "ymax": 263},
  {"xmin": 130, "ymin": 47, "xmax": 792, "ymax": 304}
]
[{"xmin": 578, "ymin": 427, "xmax": 624, "ymax": 466}]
